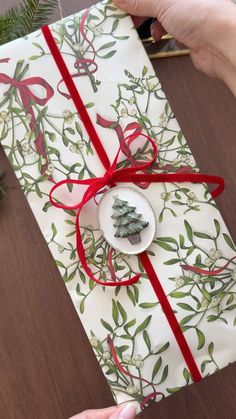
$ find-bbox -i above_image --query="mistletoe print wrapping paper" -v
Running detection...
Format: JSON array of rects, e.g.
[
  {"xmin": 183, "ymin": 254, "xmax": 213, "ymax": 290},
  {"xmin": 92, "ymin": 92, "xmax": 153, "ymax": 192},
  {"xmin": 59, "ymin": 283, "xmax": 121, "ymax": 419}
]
[{"xmin": 1, "ymin": 0, "xmax": 236, "ymax": 412}]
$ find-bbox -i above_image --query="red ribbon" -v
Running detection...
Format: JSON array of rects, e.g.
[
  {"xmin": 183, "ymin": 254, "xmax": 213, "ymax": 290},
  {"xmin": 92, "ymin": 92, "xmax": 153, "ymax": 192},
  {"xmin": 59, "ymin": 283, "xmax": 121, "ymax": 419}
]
[
  {"xmin": 182, "ymin": 256, "xmax": 236, "ymax": 276},
  {"xmin": 97, "ymin": 114, "xmax": 197, "ymax": 178},
  {"xmin": 42, "ymin": 24, "xmax": 226, "ymax": 385},
  {"xmin": 97, "ymin": 115, "xmax": 143, "ymax": 163},
  {"xmin": 97, "ymin": 115, "xmax": 150, "ymax": 189},
  {"xmin": 0, "ymin": 58, "xmax": 10, "ymax": 64},
  {"xmin": 108, "ymin": 248, "xmax": 118, "ymax": 282},
  {"xmin": 0, "ymin": 62, "xmax": 54, "ymax": 176},
  {"xmin": 0, "ymin": 73, "xmax": 53, "ymax": 109}
]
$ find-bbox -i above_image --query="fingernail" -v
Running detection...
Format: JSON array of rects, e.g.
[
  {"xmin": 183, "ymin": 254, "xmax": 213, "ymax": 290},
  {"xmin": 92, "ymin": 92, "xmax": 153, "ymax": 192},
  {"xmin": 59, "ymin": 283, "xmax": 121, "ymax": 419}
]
[
  {"xmin": 118, "ymin": 403, "xmax": 137, "ymax": 419},
  {"xmin": 150, "ymin": 22, "xmax": 158, "ymax": 39}
]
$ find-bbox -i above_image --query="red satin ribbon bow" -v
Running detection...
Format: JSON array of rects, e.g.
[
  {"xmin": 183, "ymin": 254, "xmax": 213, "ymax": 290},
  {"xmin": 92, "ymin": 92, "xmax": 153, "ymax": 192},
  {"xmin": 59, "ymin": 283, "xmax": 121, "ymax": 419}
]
[
  {"xmin": 50, "ymin": 132, "xmax": 225, "ymax": 287},
  {"xmin": 0, "ymin": 62, "xmax": 54, "ymax": 176},
  {"xmin": 0, "ymin": 73, "xmax": 53, "ymax": 108}
]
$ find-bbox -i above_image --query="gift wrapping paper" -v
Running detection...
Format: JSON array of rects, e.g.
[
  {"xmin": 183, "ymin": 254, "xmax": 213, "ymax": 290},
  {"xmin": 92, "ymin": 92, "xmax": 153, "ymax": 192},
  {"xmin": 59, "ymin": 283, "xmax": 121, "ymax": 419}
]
[{"xmin": 1, "ymin": 0, "xmax": 236, "ymax": 411}]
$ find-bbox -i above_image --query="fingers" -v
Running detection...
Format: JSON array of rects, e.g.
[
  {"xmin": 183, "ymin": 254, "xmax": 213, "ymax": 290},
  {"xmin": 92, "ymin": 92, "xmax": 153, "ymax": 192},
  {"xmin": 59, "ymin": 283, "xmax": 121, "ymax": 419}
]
[
  {"xmin": 113, "ymin": 0, "xmax": 159, "ymax": 17},
  {"xmin": 69, "ymin": 405, "xmax": 119, "ymax": 419},
  {"xmin": 132, "ymin": 16, "xmax": 148, "ymax": 28},
  {"xmin": 175, "ymin": 40, "xmax": 187, "ymax": 49},
  {"xmin": 109, "ymin": 403, "xmax": 137, "ymax": 419},
  {"xmin": 150, "ymin": 20, "xmax": 167, "ymax": 41},
  {"xmin": 68, "ymin": 403, "xmax": 138, "ymax": 419}
]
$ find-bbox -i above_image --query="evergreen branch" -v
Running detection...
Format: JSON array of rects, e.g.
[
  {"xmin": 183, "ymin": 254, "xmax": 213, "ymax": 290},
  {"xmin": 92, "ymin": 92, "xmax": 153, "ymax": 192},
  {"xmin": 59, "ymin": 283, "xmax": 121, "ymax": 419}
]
[{"xmin": 0, "ymin": 0, "xmax": 58, "ymax": 45}]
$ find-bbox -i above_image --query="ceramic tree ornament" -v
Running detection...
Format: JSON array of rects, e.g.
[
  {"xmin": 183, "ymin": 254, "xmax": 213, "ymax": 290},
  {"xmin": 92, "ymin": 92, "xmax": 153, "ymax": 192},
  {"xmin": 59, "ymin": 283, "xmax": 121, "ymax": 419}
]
[
  {"xmin": 112, "ymin": 194, "xmax": 149, "ymax": 244},
  {"xmin": 98, "ymin": 186, "xmax": 156, "ymax": 255}
]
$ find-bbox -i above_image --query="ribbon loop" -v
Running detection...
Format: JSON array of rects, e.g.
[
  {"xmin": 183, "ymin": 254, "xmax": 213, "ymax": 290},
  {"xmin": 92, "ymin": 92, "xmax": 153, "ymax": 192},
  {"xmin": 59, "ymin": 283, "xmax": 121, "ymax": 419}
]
[
  {"xmin": 0, "ymin": 73, "xmax": 54, "ymax": 107},
  {"xmin": 102, "ymin": 169, "xmax": 113, "ymax": 186}
]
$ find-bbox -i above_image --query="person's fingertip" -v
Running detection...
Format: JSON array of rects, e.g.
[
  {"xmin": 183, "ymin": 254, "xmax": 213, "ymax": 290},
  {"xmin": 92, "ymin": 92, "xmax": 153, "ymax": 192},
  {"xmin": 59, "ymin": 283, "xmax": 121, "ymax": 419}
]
[
  {"xmin": 69, "ymin": 405, "xmax": 119, "ymax": 419},
  {"xmin": 113, "ymin": 0, "xmax": 158, "ymax": 17},
  {"xmin": 113, "ymin": 0, "xmax": 127, "ymax": 9},
  {"xmin": 109, "ymin": 402, "xmax": 138, "ymax": 419},
  {"xmin": 151, "ymin": 21, "xmax": 166, "ymax": 41},
  {"xmin": 118, "ymin": 403, "xmax": 137, "ymax": 419}
]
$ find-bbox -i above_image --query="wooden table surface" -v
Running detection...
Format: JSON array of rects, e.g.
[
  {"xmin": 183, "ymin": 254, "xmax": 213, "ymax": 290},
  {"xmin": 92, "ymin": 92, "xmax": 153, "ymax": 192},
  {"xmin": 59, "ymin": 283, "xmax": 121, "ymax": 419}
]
[{"xmin": 1, "ymin": 1, "xmax": 236, "ymax": 418}]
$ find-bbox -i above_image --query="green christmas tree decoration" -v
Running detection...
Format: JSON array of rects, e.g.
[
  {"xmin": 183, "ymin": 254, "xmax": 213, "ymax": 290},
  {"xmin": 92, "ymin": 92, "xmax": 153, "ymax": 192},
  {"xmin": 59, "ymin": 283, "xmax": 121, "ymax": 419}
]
[{"xmin": 111, "ymin": 194, "xmax": 149, "ymax": 245}]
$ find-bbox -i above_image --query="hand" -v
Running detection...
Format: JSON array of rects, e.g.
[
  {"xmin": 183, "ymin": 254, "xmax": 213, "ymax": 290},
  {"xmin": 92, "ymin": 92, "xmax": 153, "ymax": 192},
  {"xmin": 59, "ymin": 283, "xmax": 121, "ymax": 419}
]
[
  {"xmin": 69, "ymin": 403, "xmax": 137, "ymax": 419},
  {"xmin": 113, "ymin": 0, "xmax": 236, "ymax": 95}
]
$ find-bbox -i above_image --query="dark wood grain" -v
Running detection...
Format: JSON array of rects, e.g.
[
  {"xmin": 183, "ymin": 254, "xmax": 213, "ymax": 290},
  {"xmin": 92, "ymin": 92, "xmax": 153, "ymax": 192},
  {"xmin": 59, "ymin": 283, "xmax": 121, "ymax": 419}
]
[
  {"xmin": 0, "ymin": 1, "xmax": 236, "ymax": 418},
  {"xmin": 0, "ymin": 0, "xmax": 22, "ymax": 12}
]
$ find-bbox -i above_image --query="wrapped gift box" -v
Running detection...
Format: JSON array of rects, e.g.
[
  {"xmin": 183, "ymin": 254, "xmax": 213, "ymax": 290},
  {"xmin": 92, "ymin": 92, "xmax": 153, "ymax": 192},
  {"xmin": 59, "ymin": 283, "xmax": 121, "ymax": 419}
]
[{"xmin": 1, "ymin": 0, "xmax": 236, "ymax": 412}]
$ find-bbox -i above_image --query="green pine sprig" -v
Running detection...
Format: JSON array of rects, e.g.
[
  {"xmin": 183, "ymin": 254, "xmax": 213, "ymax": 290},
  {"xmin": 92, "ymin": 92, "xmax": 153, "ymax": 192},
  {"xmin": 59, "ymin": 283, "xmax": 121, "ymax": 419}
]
[{"xmin": 0, "ymin": 0, "xmax": 58, "ymax": 46}]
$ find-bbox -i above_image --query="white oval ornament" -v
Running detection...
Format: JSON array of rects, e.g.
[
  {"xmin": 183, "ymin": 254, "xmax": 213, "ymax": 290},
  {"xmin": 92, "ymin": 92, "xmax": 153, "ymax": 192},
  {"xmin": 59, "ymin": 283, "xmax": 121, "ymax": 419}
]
[{"xmin": 98, "ymin": 186, "xmax": 156, "ymax": 255}]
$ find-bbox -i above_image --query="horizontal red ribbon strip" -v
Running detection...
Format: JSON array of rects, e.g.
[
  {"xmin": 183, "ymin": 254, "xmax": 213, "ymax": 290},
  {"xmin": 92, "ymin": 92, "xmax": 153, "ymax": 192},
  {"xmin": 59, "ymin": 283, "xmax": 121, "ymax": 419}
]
[{"xmin": 182, "ymin": 256, "xmax": 236, "ymax": 276}]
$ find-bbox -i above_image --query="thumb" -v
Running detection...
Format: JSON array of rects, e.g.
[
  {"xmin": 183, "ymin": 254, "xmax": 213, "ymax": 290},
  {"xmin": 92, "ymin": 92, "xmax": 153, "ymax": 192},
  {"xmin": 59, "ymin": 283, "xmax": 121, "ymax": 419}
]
[
  {"xmin": 113, "ymin": 0, "xmax": 160, "ymax": 17},
  {"xmin": 109, "ymin": 403, "xmax": 137, "ymax": 419}
]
